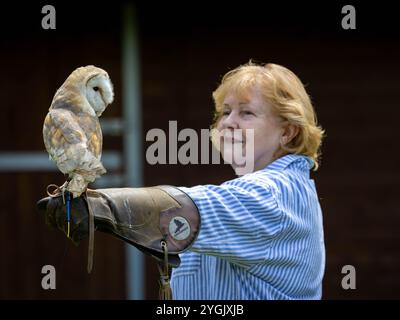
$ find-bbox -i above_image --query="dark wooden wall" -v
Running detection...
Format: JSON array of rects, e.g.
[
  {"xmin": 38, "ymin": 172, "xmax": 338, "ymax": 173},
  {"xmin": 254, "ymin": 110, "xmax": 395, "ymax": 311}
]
[{"xmin": 1, "ymin": 2, "xmax": 400, "ymax": 299}]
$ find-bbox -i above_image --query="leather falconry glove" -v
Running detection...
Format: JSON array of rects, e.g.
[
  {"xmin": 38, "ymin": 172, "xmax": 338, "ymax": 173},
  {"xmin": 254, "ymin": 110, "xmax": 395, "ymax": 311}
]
[{"xmin": 37, "ymin": 185, "xmax": 200, "ymax": 300}]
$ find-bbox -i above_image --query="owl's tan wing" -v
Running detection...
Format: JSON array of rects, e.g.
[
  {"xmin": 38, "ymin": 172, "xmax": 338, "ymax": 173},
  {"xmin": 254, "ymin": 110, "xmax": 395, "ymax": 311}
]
[
  {"xmin": 43, "ymin": 108, "xmax": 106, "ymax": 178},
  {"xmin": 43, "ymin": 109, "xmax": 88, "ymax": 174},
  {"xmin": 77, "ymin": 113, "xmax": 103, "ymax": 160}
]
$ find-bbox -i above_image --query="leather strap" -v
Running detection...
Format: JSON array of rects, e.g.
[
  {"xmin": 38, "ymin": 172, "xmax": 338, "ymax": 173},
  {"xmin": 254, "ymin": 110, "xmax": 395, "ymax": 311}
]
[
  {"xmin": 158, "ymin": 241, "xmax": 172, "ymax": 300},
  {"xmin": 86, "ymin": 190, "xmax": 95, "ymax": 274}
]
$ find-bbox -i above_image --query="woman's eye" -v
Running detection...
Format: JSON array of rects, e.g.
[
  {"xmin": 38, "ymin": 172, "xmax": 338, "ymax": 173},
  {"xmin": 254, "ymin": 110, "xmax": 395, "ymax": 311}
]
[
  {"xmin": 242, "ymin": 111, "xmax": 254, "ymax": 116},
  {"xmin": 222, "ymin": 110, "xmax": 230, "ymax": 116}
]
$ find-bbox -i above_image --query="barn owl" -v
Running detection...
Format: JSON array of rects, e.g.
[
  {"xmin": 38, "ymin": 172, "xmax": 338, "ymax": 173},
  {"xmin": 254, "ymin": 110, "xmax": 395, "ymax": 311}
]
[{"xmin": 43, "ymin": 65, "xmax": 114, "ymax": 198}]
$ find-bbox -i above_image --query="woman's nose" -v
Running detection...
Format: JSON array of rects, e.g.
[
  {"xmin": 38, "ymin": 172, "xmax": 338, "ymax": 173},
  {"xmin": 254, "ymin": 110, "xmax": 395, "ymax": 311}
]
[{"xmin": 220, "ymin": 111, "xmax": 239, "ymax": 130}]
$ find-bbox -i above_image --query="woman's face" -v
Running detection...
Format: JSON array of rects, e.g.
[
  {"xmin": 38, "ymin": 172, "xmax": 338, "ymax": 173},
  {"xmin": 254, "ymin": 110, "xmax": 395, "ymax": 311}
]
[{"xmin": 215, "ymin": 86, "xmax": 285, "ymax": 173}]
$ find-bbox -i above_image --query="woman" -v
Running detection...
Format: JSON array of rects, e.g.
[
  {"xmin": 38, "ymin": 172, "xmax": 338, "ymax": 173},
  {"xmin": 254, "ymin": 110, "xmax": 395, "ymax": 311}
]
[
  {"xmin": 171, "ymin": 62, "xmax": 325, "ymax": 299},
  {"xmin": 38, "ymin": 61, "xmax": 325, "ymax": 300}
]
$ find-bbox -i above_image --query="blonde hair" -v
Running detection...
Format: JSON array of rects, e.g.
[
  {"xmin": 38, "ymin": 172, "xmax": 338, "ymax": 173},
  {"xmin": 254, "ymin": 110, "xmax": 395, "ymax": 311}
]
[{"xmin": 212, "ymin": 61, "xmax": 325, "ymax": 170}]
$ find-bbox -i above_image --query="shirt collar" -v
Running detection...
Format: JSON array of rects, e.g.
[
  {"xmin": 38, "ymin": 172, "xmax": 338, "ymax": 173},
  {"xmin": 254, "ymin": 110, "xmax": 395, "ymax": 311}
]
[{"xmin": 264, "ymin": 154, "xmax": 314, "ymax": 171}]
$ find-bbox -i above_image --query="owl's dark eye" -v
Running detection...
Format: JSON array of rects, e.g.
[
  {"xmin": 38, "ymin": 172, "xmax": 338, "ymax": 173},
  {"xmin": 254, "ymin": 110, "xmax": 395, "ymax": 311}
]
[{"xmin": 93, "ymin": 87, "xmax": 99, "ymax": 91}]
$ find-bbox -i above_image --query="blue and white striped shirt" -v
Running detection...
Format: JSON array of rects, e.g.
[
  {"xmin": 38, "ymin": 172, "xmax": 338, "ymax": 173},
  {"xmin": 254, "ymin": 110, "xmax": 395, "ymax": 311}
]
[{"xmin": 171, "ymin": 154, "xmax": 325, "ymax": 300}]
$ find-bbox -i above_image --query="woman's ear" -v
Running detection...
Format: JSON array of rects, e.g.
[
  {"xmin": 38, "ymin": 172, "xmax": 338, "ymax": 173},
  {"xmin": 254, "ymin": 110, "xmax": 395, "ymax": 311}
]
[{"xmin": 281, "ymin": 124, "xmax": 299, "ymax": 147}]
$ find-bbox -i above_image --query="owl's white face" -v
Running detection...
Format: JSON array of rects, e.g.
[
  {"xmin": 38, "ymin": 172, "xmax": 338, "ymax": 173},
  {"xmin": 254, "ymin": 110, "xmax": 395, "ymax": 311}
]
[{"xmin": 85, "ymin": 74, "xmax": 114, "ymax": 117}]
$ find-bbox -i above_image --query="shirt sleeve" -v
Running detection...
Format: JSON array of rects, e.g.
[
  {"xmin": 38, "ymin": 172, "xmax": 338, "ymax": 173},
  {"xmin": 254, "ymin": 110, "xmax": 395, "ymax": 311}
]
[{"xmin": 178, "ymin": 176, "xmax": 283, "ymax": 269}]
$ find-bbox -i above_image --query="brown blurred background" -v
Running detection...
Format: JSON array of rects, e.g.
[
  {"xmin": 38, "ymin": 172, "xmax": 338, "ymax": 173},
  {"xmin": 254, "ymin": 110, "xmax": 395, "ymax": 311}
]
[{"xmin": 0, "ymin": 2, "xmax": 399, "ymax": 299}]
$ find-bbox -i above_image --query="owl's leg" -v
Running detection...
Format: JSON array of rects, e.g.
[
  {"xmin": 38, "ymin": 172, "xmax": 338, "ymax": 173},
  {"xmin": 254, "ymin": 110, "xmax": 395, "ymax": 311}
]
[{"xmin": 67, "ymin": 173, "xmax": 87, "ymax": 198}]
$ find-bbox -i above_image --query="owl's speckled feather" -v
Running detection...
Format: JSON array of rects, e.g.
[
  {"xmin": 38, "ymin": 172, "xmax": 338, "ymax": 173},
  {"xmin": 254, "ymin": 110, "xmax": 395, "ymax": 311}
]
[{"xmin": 43, "ymin": 66, "xmax": 114, "ymax": 197}]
